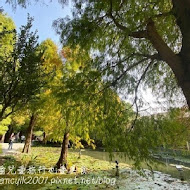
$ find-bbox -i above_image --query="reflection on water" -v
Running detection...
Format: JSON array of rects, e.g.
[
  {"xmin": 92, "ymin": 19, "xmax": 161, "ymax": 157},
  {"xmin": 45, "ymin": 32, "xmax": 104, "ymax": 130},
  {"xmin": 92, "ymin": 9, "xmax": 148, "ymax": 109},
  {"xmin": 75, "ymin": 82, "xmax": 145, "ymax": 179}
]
[{"xmin": 73, "ymin": 149, "xmax": 190, "ymax": 182}]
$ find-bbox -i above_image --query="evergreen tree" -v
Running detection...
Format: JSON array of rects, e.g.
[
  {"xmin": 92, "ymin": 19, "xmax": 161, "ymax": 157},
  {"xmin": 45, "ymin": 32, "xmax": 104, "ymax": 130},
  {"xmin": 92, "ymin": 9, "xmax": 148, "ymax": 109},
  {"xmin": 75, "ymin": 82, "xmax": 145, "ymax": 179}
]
[{"xmin": 0, "ymin": 15, "xmax": 46, "ymax": 122}]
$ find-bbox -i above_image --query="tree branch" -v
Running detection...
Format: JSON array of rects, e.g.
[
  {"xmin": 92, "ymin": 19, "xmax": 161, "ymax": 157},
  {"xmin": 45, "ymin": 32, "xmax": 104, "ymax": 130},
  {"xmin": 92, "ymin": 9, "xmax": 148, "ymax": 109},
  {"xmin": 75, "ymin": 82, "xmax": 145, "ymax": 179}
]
[
  {"xmin": 146, "ymin": 18, "xmax": 183, "ymax": 78},
  {"xmin": 129, "ymin": 60, "xmax": 154, "ymax": 131},
  {"xmin": 132, "ymin": 53, "xmax": 162, "ymax": 61},
  {"xmin": 107, "ymin": 0, "xmax": 148, "ymax": 38},
  {"xmin": 111, "ymin": 58, "xmax": 149, "ymax": 86},
  {"xmin": 129, "ymin": 31, "xmax": 148, "ymax": 38}
]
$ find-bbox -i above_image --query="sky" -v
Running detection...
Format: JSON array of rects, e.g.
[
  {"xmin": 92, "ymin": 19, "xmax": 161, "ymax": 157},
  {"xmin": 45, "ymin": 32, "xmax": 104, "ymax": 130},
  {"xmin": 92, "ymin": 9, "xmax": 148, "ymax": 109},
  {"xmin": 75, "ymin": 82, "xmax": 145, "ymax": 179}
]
[{"xmin": 0, "ymin": 0, "xmax": 72, "ymax": 46}]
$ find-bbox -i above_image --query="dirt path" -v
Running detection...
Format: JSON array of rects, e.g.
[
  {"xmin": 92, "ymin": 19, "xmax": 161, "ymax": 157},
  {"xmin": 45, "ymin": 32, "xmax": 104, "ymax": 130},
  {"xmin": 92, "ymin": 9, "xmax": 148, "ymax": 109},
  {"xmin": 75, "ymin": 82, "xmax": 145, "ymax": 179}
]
[{"xmin": 0, "ymin": 143, "xmax": 24, "ymax": 156}]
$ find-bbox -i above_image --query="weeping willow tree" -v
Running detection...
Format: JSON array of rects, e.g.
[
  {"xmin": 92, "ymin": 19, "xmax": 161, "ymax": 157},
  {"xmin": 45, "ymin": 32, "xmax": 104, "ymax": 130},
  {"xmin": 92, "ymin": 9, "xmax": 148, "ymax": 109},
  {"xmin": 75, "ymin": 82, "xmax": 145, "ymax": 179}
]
[
  {"xmin": 36, "ymin": 46, "xmax": 134, "ymax": 169},
  {"xmin": 52, "ymin": 0, "xmax": 190, "ymax": 109}
]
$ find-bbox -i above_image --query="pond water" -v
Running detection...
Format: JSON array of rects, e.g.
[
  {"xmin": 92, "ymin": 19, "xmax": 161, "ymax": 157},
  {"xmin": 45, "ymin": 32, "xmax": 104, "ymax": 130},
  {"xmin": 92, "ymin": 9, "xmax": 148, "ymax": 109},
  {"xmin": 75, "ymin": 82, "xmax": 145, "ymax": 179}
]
[{"xmin": 75, "ymin": 149, "xmax": 190, "ymax": 182}]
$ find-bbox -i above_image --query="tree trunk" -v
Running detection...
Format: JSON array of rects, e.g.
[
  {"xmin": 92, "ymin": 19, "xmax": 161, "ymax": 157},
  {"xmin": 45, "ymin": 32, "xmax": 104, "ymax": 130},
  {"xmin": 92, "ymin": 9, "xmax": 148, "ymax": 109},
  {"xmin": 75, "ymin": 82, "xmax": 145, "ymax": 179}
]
[
  {"xmin": 42, "ymin": 132, "xmax": 46, "ymax": 144},
  {"xmin": 56, "ymin": 132, "xmax": 69, "ymax": 169},
  {"xmin": 19, "ymin": 131, "xmax": 23, "ymax": 140},
  {"xmin": 22, "ymin": 114, "xmax": 37, "ymax": 153},
  {"xmin": 187, "ymin": 141, "xmax": 190, "ymax": 151},
  {"xmin": 177, "ymin": 71, "xmax": 190, "ymax": 109},
  {"xmin": 146, "ymin": 18, "xmax": 190, "ymax": 109},
  {"xmin": 0, "ymin": 134, "xmax": 5, "ymax": 143},
  {"xmin": 4, "ymin": 125, "xmax": 13, "ymax": 143}
]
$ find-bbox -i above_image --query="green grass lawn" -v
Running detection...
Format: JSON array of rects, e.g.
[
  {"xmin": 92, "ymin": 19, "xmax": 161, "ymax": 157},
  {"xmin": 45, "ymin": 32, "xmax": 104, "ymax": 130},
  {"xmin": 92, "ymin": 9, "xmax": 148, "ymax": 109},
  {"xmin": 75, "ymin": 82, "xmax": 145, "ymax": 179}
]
[
  {"xmin": 16, "ymin": 147, "xmax": 129, "ymax": 170},
  {"xmin": 0, "ymin": 147, "xmax": 129, "ymax": 190}
]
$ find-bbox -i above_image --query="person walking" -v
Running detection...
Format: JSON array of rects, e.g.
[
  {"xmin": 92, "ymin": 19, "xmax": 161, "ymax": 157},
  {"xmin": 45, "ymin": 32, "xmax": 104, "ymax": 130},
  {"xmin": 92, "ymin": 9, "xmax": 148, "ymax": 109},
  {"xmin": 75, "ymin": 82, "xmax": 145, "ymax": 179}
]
[{"xmin": 8, "ymin": 137, "xmax": 13, "ymax": 150}]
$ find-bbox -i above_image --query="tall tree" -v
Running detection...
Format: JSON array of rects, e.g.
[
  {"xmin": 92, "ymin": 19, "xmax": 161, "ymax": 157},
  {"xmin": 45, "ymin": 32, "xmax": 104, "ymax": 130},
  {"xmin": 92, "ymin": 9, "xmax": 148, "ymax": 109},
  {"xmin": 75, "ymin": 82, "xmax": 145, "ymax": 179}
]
[
  {"xmin": 22, "ymin": 38, "xmax": 62, "ymax": 153},
  {"xmin": 52, "ymin": 0, "xmax": 190, "ymax": 110},
  {"xmin": 37, "ymin": 46, "xmax": 133, "ymax": 169},
  {"xmin": 0, "ymin": 15, "xmax": 46, "ymax": 122},
  {"xmin": 38, "ymin": 84, "xmax": 96, "ymax": 169}
]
